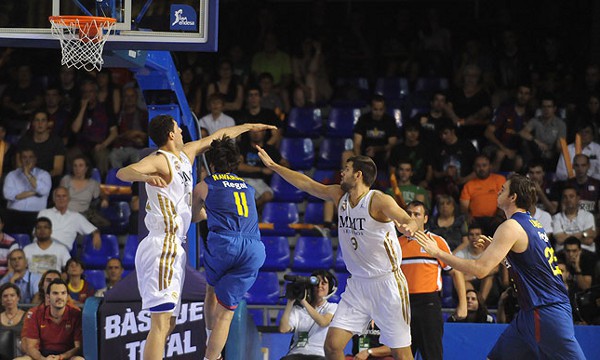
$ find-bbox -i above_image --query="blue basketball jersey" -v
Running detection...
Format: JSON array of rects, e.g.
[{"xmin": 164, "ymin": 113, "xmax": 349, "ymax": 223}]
[
  {"xmin": 505, "ymin": 211, "xmax": 569, "ymax": 311},
  {"xmin": 204, "ymin": 173, "xmax": 260, "ymax": 238}
]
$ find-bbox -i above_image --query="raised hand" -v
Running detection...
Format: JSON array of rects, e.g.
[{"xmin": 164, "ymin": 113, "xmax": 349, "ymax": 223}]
[
  {"xmin": 247, "ymin": 123, "xmax": 277, "ymax": 132},
  {"xmin": 474, "ymin": 234, "xmax": 493, "ymax": 250},
  {"xmin": 413, "ymin": 230, "xmax": 441, "ymax": 257},
  {"xmin": 256, "ymin": 145, "xmax": 276, "ymax": 168},
  {"xmin": 394, "ymin": 220, "xmax": 417, "ymax": 237}
]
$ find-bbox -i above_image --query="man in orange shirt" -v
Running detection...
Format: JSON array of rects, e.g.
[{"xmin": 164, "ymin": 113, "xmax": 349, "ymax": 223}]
[
  {"xmin": 460, "ymin": 154, "xmax": 505, "ymax": 234},
  {"xmin": 400, "ymin": 200, "xmax": 467, "ymax": 360}
]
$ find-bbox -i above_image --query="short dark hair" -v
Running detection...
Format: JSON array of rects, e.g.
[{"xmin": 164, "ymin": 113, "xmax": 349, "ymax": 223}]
[
  {"xmin": 395, "ymin": 158, "xmax": 413, "ymax": 169},
  {"xmin": 206, "ymin": 136, "xmax": 240, "ymax": 173},
  {"xmin": 46, "ymin": 278, "xmax": 68, "ymax": 295},
  {"xmin": 310, "ymin": 269, "xmax": 337, "ymax": 296},
  {"xmin": 371, "ymin": 94, "xmax": 386, "ymax": 105},
  {"xmin": 527, "ymin": 159, "xmax": 545, "ymax": 171},
  {"xmin": 246, "ymin": 84, "xmax": 262, "ymax": 97},
  {"xmin": 0, "ymin": 282, "xmax": 21, "ymax": 299},
  {"xmin": 561, "ymin": 184, "xmax": 578, "ymax": 197},
  {"xmin": 437, "ymin": 118, "xmax": 456, "ymax": 132},
  {"xmin": 468, "ymin": 221, "xmax": 483, "ymax": 232},
  {"xmin": 407, "ymin": 200, "xmax": 428, "ymax": 214},
  {"xmin": 347, "ymin": 156, "xmax": 377, "ymax": 187},
  {"xmin": 258, "ymin": 72, "xmax": 274, "ymax": 82},
  {"xmin": 403, "ymin": 119, "xmax": 421, "ymax": 133},
  {"xmin": 207, "ymin": 92, "xmax": 225, "ymax": 104},
  {"xmin": 35, "ymin": 217, "xmax": 52, "ymax": 229},
  {"xmin": 507, "ymin": 174, "xmax": 537, "ymax": 210},
  {"xmin": 539, "ymin": 93, "xmax": 556, "ymax": 106},
  {"xmin": 148, "ymin": 115, "xmax": 175, "ymax": 147},
  {"xmin": 564, "ymin": 236, "xmax": 581, "ymax": 248}
]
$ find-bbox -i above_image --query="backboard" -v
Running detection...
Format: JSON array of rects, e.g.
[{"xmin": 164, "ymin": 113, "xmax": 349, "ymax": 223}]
[{"xmin": 0, "ymin": 0, "xmax": 218, "ymax": 52}]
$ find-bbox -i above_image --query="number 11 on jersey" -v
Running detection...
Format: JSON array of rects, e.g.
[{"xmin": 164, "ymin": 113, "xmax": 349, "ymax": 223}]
[{"xmin": 234, "ymin": 191, "xmax": 249, "ymax": 217}]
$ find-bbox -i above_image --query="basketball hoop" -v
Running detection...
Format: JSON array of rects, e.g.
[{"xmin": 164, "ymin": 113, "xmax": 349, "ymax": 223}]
[{"xmin": 49, "ymin": 16, "xmax": 116, "ymax": 72}]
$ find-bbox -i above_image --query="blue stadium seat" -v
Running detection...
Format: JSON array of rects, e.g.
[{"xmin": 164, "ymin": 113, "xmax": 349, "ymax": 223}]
[
  {"xmin": 245, "ymin": 272, "xmax": 281, "ymax": 305},
  {"xmin": 286, "ymin": 107, "xmax": 322, "ymax": 138},
  {"xmin": 261, "ymin": 236, "xmax": 290, "ymax": 271},
  {"xmin": 375, "ymin": 77, "xmax": 409, "ymax": 100},
  {"xmin": 326, "ymin": 107, "xmax": 361, "ymax": 138},
  {"xmin": 385, "ymin": 98, "xmax": 405, "ymax": 130},
  {"xmin": 91, "ymin": 168, "xmax": 102, "ymax": 183},
  {"xmin": 81, "ymin": 234, "xmax": 120, "ymax": 269},
  {"xmin": 9, "ymin": 233, "xmax": 31, "ymax": 248},
  {"xmin": 335, "ymin": 77, "xmax": 371, "ymax": 100},
  {"xmin": 100, "ymin": 201, "xmax": 131, "ymax": 234},
  {"xmin": 304, "ymin": 202, "xmax": 324, "ymax": 225},
  {"xmin": 441, "ymin": 273, "xmax": 455, "ymax": 307},
  {"xmin": 104, "ymin": 168, "xmax": 133, "ymax": 202},
  {"xmin": 415, "ymin": 77, "xmax": 449, "ymax": 92},
  {"xmin": 84, "ymin": 269, "xmax": 106, "ymax": 290},
  {"xmin": 292, "ymin": 236, "xmax": 333, "ymax": 271},
  {"xmin": 105, "ymin": 168, "xmax": 131, "ymax": 187},
  {"xmin": 271, "ymin": 173, "xmax": 306, "ymax": 202},
  {"xmin": 122, "ymin": 234, "xmax": 139, "ymax": 270},
  {"xmin": 261, "ymin": 202, "xmax": 299, "ymax": 236},
  {"xmin": 334, "ymin": 248, "xmax": 348, "ymax": 272},
  {"xmin": 280, "ymin": 138, "xmax": 314, "ymax": 170},
  {"xmin": 329, "ymin": 272, "xmax": 351, "ymax": 303},
  {"xmin": 316, "ymin": 138, "xmax": 352, "ymax": 170}
]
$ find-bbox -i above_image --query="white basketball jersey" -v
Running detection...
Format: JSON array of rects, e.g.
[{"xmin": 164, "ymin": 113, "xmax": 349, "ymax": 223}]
[
  {"xmin": 337, "ymin": 190, "xmax": 402, "ymax": 278},
  {"xmin": 144, "ymin": 150, "xmax": 193, "ymax": 239}
]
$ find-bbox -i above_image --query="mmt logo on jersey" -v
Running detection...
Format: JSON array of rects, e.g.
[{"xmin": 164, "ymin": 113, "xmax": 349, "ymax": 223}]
[{"xmin": 170, "ymin": 5, "xmax": 198, "ymax": 31}]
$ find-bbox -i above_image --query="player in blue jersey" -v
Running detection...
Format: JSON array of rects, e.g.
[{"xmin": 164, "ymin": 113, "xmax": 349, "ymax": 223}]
[
  {"xmin": 192, "ymin": 136, "xmax": 266, "ymax": 360},
  {"xmin": 414, "ymin": 174, "xmax": 585, "ymax": 359}
]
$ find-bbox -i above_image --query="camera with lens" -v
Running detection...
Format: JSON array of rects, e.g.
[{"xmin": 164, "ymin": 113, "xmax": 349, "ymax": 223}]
[{"xmin": 283, "ymin": 274, "xmax": 320, "ymax": 304}]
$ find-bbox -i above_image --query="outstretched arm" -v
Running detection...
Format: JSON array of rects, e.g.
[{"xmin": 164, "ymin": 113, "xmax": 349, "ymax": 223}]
[
  {"xmin": 116, "ymin": 153, "xmax": 169, "ymax": 188},
  {"xmin": 183, "ymin": 123, "xmax": 277, "ymax": 160},
  {"xmin": 415, "ymin": 220, "xmax": 520, "ymax": 279},
  {"xmin": 257, "ymin": 145, "xmax": 344, "ymax": 205},
  {"xmin": 372, "ymin": 192, "xmax": 418, "ymax": 235}
]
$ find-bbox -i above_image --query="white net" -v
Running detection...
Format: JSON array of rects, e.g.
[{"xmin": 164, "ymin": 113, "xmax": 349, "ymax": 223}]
[{"xmin": 49, "ymin": 16, "xmax": 116, "ymax": 72}]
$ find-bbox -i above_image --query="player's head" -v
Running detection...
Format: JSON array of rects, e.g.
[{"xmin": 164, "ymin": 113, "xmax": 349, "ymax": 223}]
[
  {"xmin": 501, "ymin": 174, "xmax": 536, "ymax": 210},
  {"xmin": 341, "ymin": 156, "xmax": 377, "ymax": 191},
  {"xmin": 206, "ymin": 135, "xmax": 240, "ymax": 173},
  {"xmin": 148, "ymin": 115, "xmax": 178, "ymax": 148}
]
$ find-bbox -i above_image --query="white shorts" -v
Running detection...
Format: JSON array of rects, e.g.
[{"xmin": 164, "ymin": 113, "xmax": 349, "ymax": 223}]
[
  {"xmin": 244, "ymin": 178, "xmax": 273, "ymax": 198},
  {"xmin": 330, "ymin": 270, "xmax": 411, "ymax": 349},
  {"xmin": 135, "ymin": 233, "xmax": 187, "ymax": 316}
]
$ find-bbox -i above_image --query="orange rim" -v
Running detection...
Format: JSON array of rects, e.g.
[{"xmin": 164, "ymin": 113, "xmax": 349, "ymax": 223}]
[{"xmin": 49, "ymin": 15, "xmax": 116, "ymax": 28}]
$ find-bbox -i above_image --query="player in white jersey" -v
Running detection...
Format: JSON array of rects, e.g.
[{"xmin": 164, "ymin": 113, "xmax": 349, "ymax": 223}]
[
  {"xmin": 117, "ymin": 115, "xmax": 275, "ymax": 360},
  {"xmin": 257, "ymin": 150, "xmax": 418, "ymax": 360}
]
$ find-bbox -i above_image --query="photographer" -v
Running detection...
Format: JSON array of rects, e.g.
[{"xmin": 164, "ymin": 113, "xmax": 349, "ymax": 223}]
[{"xmin": 279, "ymin": 270, "xmax": 338, "ymax": 360}]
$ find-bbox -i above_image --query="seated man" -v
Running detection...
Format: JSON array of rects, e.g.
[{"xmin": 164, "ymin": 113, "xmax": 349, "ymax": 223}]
[
  {"xmin": 279, "ymin": 270, "xmax": 338, "ymax": 360},
  {"xmin": 552, "ymin": 185, "xmax": 596, "ymax": 252},
  {"xmin": 38, "ymin": 186, "xmax": 102, "ymax": 251},
  {"xmin": 23, "ymin": 217, "xmax": 71, "ymax": 275},
  {"xmin": 0, "ymin": 249, "xmax": 42, "ymax": 303},
  {"xmin": 559, "ymin": 237, "xmax": 596, "ymax": 297},
  {"xmin": 17, "ymin": 279, "xmax": 83, "ymax": 360},
  {"xmin": 386, "ymin": 158, "xmax": 429, "ymax": 209},
  {"xmin": 95, "ymin": 258, "xmax": 124, "ymax": 297},
  {"xmin": 454, "ymin": 223, "xmax": 499, "ymax": 303}
]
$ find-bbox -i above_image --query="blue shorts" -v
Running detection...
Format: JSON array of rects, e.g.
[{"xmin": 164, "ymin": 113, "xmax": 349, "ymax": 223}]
[
  {"xmin": 204, "ymin": 233, "xmax": 265, "ymax": 309},
  {"xmin": 488, "ymin": 302, "xmax": 585, "ymax": 360}
]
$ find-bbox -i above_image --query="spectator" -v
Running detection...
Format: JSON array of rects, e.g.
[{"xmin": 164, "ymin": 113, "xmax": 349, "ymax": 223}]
[
  {"xmin": 237, "ymin": 85, "xmax": 282, "ymax": 148},
  {"xmin": 2, "ymin": 147, "xmax": 52, "ymax": 234},
  {"xmin": 432, "ymin": 119, "xmax": 478, "ymax": 187},
  {"xmin": 251, "ymin": 32, "xmax": 292, "ymax": 90},
  {"xmin": 519, "ymin": 94, "xmax": 567, "ymax": 170},
  {"xmin": 258, "ymin": 72, "xmax": 287, "ymax": 113},
  {"xmin": 526, "ymin": 159, "xmax": 560, "ymax": 214},
  {"xmin": 389, "ymin": 120, "xmax": 434, "ymax": 189},
  {"xmin": 94, "ymin": 258, "xmax": 124, "ymax": 297},
  {"xmin": 16, "ymin": 110, "xmax": 66, "ymax": 181},
  {"xmin": 495, "ymin": 29, "xmax": 530, "ymax": 91},
  {"xmin": 579, "ymin": 93, "xmax": 600, "ymax": 142},
  {"xmin": 0, "ymin": 214, "xmax": 17, "ymax": 277},
  {"xmin": 560, "ymin": 154, "xmax": 600, "ymax": 220},
  {"xmin": 0, "ymin": 249, "xmax": 41, "ymax": 304},
  {"xmin": 559, "ymin": 237, "xmax": 596, "ymax": 296},
  {"xmin": 109, "ymin": 86, "xmax": 148, "ymax": 169},
  {"xmin": 43, "ymin": 86, "xmax": 71, "ymax": 144},
  {"xmin": 412, "ymin": 91, "xmax": 453, "ymax": 144},
  {"xmin": 484, "ymin": 84, "xmax": 534, "ymax": 172},
  {"xmin": 400, "ymin": 200, "xmax": 467, "ymax": 360},
  {"xmin": 556, "ymin": 122, "xmax": 600, "ymax": 181},
  {"xmin": 459, "ymin": 154, "xmax": 505, "ymax": 234},
  {"xmin": 57, "ymin": 66, "xmax": 80, "ymax": 113},
  {"xmin": 60, "ymin": 156, "xmax": 110, "ymax": 228},
  {"xmin": 1, "ymin": 64, "xmax": 43, "ymax": 134},
  {"xmin": 64, "ymin": 258, "xmax": 94, "ymax": 306},
  {"xmin": 0, "ymin": 283, "xmax": 25, "ymax": 356},
  {"xmin": 530, "ymin": 205, "xmax": 554, "ymax": 241},
  {"xmin": 552, "ymin": 185, "xmax": 596, "ymax": 252},
  {"xmin": 279, "ymin": 270, "xmax": 338, "ymax": 360},
  {"xmin": 70, "ymin": 79, "xmax": 119, "ymax": 177},
  {"xmin": 23, "ymin": 217, "xmax": 71, "ymax": 275},
  {"xmin": 180, "ymin": 66, "xmax": 203, "ymax": 117},
  {"xmin": 454, "ymin": 223, "xmax": 498, "ymax": 302},
  {"xmin": 30, "ymin": 270, "xmax": 62, "ymax": 306},
  {"xmin": 237, "ymin": 129, "xmax": 286, "ymax": 210},
  {"xmin": 206, "ymin": 59, "xmax": 244, "ymax": 113},
  {"xmin": 197, "ymin": 93, "xmax": 235, "ymax": 138},
  {"xmin": 291, "ymin": 38, "xmax": 332, "ymax": 105},
  {"xmin": 428, "ymin": 194, "xmax": 469, "ymax": 252},
  {"xmin": 447, "ymin": 289, "xmax": 495, "ymax": 323},
  {"xmin": 353, "ymin": 95, "xmax": 398, "ymax": 182},
  {"xmin": 386, "ymin": 159, "xmax": 429, "ymax": 209},
  {"xmin": 496, "ymin": 286, "xmax": 520, "ymax": 324},
  {"xmin": 38, "ymin": 186, "xmax": 102, "ymax": 251},
  {"xmin": 18, "ymin": 279, "xmax": 83, "ymax": 360},
  {"xmin": 0, "ymin": 122, "xmax": 16, "ymax": 179},
  {"xmin": 95, "ymin": 69, "xmax": 121, "ymax": 116},
  {"xmin": 445, "ymin": 64, "xmax": 492, "ymax": 142}
]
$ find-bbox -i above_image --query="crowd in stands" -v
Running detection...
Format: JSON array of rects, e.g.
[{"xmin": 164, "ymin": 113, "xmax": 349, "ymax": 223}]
[{"xmin": 0, "ymin": 0, "xmax": 599, "ymax": 358}]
